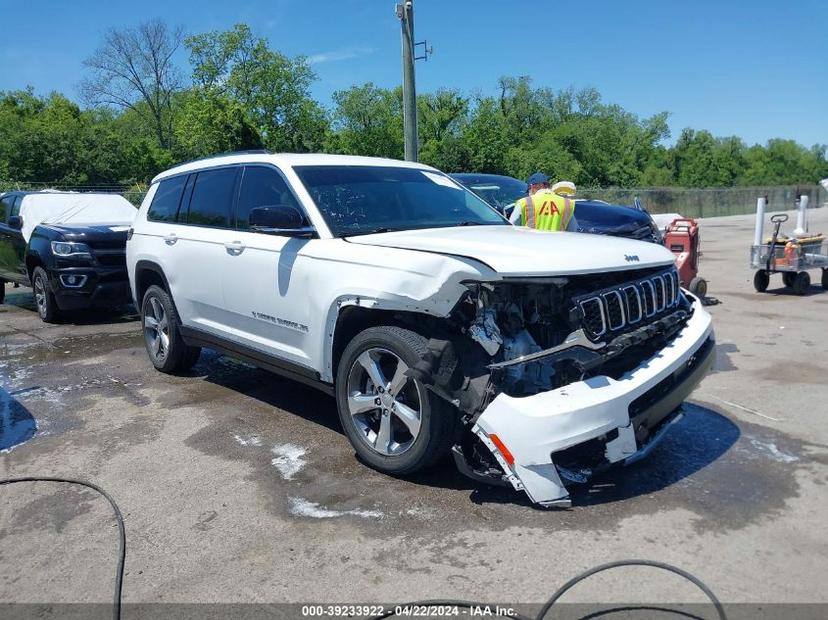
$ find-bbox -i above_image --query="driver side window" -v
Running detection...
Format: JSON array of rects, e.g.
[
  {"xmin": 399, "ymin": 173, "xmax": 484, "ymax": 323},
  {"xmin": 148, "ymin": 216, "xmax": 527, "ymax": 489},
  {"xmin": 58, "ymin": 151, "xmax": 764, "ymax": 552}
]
[{"xmin": 236, "ymin": 166, "xmax": 303, "ymax": 230}]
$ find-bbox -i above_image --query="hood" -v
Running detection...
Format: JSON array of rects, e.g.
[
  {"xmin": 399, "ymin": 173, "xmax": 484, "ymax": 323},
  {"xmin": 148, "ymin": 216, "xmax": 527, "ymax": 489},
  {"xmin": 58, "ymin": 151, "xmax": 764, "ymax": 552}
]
[
  {"xmin": 19, "ymin": 193, "xmax": 137, "ymax": 242},
  {"xmin": 347, "ymin": 225, "xmax": 675, "ymax": 277},
  {"xmin": 40, "ymin": 223, "xmax": 130, "ymax": 246},
  {"xmin": 574, "ymin": 200, "xmax": 658, "ymax": 242}
]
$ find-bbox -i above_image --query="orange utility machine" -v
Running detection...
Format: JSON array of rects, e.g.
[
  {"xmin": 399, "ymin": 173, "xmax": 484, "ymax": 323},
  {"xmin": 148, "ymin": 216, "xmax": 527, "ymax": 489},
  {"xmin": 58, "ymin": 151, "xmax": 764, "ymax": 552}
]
[{"xmin": 664, "ymin": 218, "xmax": 707, "ymax": 298}]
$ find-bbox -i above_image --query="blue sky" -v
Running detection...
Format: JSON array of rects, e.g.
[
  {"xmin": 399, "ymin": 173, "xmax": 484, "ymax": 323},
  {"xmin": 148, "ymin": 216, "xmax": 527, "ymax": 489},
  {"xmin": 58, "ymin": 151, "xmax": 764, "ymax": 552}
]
[{"xmin": 1, "ymin": 0, "xmax": 826, "ymax": 146}]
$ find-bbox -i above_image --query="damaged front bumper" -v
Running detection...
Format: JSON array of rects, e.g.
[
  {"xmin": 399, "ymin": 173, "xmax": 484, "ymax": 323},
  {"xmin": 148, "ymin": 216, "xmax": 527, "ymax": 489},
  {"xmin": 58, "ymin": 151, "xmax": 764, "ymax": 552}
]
[{"xmin": 471, "ymin": 297, "xmax": 715, "ymax": 507}]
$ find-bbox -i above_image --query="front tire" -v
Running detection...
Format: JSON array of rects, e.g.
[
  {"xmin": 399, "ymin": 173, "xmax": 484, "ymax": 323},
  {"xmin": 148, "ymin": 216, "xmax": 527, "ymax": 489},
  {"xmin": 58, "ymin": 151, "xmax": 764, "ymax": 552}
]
[
  {"xmin": 32, "ymin": 267, "xmax": 60, "ymax": 323},
  {"xmin": 753, "ymin": 270, "xmax": 769, "ymax": 293},
  {"xmin": 335, "ymin": 325, "xmax": 457, "ymax": 476},
  {"xmin": 141, "ymin": 285, "xmax": 201, "ymax": 373}
]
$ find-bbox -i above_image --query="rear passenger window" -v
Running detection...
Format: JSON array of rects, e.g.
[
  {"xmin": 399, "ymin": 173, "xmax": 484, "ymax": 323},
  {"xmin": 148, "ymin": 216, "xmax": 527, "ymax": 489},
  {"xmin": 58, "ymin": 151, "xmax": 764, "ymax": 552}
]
[
  {"xmin": 186, "ymin": 168, "xmax": 238, "ymax": 228},
  {"xmin": 0, "ymin": 196, "xmax": 12, "ymax": 222},
  {"xmin": 236, "ymin": 166, "xmax": 302, "ymax": 230},
  {"xmin": 148, "ymin": 176, "xmax": 187, "ymax": 222}
]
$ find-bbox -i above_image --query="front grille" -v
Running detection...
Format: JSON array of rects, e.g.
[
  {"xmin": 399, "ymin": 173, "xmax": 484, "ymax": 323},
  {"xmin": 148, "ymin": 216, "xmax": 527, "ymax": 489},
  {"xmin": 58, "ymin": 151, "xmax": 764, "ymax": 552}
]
[
  {"xmin": 86, "ymin": 238, "xmax": 126, "ymax": 251},
  {"xmin": 575, "ymin": 268, "xmax": 681, "ymax": 341},
  {"xmin": 93, "ymin": 250, "xmax": 126, "ymax": 267}
]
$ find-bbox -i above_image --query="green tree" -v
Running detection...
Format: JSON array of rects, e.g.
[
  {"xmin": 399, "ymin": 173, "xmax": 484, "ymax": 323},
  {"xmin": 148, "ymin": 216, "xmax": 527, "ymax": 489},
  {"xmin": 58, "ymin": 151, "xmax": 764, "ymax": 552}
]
[
  {"xmin": 326, "ymin": 83, "xmax": 403, "ymax": 158},
  {"xmin": 81, "ymin": 19, "xmax": 183, "ymax": 149},
  {"xmin": 185, "ymin": 23, "xmax": 327, "ymax": 152},
  {"xmin": 174, "ymin": 90, "xmax": 263, "ymax": 160},
  {"xmin": 418, "ymin": 90, "xmax": 469, "ymax": 171},
  {"xmin": 461, "ymin": 97, "xmax": 508, "ymax": 173}
]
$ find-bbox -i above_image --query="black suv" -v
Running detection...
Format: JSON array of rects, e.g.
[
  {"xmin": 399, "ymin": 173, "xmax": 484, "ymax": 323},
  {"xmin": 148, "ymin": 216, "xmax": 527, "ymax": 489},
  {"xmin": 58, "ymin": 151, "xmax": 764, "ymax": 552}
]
[{"xmin": 0, "ymin": 191, "xmax": 136, "ymax": 322}]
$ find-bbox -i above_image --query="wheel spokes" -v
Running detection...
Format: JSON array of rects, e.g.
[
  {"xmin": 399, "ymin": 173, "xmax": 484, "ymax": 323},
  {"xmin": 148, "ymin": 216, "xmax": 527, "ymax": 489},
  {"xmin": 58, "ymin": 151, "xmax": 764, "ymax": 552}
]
[
  {"xmin": 150, "ymin": 334, "xmax": 161, "ymax": 356},
  {"xmin": 387, "ymin": 360, "xmax": 409, "ymax": 397},
  {"xmin": 393, "ymin": 401, "xmax": 421, "ymax": 437},
  {"xmin": 357, "ymin": 351, "xmax": 387, "ymax": 390},
  {"xmin": 347, "ymin": 346, "xmax": 423, "ymax": 457},
  {"xmin": 348, "ymin": 393, "xmax": 377, "ymax": 415},
  {"xmin": 159, "ymin": 331, "xmax": 170, "ymax": 354},
  {"xmin": 150, "ymin": 297, "xmax": 163, "ymax": 321},
  {"xmin": 375, "ymin": 412, "xmax": 392, "ymax": 453}
]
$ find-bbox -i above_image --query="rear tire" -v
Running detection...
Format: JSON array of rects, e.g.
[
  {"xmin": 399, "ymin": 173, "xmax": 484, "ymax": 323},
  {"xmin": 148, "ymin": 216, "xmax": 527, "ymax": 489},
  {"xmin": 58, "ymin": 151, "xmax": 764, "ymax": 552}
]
[
  {"xmin": 32, "ymin": 267, "xmax": 60, "ymax": 323},
  {"xmin": 335, "ymin": 325, "xmax": 457, "ymax": 476},
  {"xmin": 782, "ymin": 272, "xmax": 796, "ymax": 288},
  {"xmin": 822, "ymin": 269, "xmax": 828, "ymax": 291},
  {"xmin": 0, "ymin": 279, "xmax": 5, "ymax": 304},
  {"xmin": 141, "ymin": 285, "xmax": 201, "ymax": 373},
  {"xmin": 753, "ymin": 270, "xmax": 769, "ymax": 293},
  {"xmin": 792, "ymin": 271, "xmax": 810, "ymax": 296}
]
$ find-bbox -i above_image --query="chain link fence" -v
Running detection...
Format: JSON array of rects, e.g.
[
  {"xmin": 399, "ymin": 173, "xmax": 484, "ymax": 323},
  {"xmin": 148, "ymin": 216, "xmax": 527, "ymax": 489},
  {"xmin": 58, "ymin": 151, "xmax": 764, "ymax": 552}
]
[
  {"xmin": 579, "ymin": 184, "xmax": 827, "ymax": 218},
  {"xmin": 0, "ymin": 181, "xmax": 149, "ymax": 206},
  {"xmin": 2, "ymin": 180, "xmax": 826, "ymax": 218}
]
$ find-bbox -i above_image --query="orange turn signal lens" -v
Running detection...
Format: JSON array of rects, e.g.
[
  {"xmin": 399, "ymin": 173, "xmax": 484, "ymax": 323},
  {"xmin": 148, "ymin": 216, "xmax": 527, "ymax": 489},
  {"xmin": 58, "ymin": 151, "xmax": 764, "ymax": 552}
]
[{"xmin": 489, "ymin": 433, "xmax": 514, "ymax": 466}]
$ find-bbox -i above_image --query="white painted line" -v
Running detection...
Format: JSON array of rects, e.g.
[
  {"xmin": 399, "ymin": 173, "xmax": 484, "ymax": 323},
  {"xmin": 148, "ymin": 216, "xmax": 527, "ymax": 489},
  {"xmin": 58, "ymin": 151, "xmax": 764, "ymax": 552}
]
[{"xmin": 703, "ymin": 394, "xmax": 784, "ymax": 421}]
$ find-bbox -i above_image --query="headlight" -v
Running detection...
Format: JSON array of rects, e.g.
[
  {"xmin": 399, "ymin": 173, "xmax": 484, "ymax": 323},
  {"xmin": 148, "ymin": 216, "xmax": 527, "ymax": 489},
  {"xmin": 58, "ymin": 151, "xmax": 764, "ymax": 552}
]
[{"xmin": 51, "ymin": 241, "xmax": 91, "ymax": 257}]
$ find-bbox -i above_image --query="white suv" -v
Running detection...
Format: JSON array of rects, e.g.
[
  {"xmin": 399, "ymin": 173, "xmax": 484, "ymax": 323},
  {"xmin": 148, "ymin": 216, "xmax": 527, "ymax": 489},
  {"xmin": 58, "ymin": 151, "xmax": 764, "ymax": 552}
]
[{"xmin": 127, "ymin": 152, "xmax": 715, "ymax": 507}]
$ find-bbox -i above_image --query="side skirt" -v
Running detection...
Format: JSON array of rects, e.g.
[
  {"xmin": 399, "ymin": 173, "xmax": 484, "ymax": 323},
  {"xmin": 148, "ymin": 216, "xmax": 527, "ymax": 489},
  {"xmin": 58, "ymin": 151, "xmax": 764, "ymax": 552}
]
[{"xmin": 179, "ymin": 325, "xmax": 335, "ymax": 396}]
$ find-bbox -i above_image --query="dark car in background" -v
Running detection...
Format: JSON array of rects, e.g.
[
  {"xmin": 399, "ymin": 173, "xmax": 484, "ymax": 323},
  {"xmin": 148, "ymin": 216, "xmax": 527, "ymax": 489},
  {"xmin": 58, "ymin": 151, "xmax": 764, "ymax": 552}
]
[
  {"xmin": 0, "ymin": 191, "xmax": 136, "ymax": 322},
  {"xmin": 450, "ymin": 173, "xmax": 662, "ymax": 243}
]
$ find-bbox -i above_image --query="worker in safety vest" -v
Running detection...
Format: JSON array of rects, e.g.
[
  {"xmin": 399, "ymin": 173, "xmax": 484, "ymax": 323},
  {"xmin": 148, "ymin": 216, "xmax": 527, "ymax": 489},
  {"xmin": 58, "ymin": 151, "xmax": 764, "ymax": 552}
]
[{"xmin": 509, "ymin": 172, "xmax": 578, "ymax": 232}]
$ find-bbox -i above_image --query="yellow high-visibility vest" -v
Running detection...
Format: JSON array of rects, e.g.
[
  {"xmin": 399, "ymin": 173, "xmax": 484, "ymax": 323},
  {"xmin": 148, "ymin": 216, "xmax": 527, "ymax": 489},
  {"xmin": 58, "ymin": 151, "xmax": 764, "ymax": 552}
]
[{"xmin": 516, "ymin": 189, "xmax": 575, "ymax": 231}]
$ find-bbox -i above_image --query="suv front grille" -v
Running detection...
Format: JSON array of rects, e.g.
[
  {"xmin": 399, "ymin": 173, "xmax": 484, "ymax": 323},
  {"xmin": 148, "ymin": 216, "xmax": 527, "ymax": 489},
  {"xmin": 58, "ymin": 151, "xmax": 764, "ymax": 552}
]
[
  {"xmin": 93, "ymin": 249, "xmax": 126, "ymax": 268},
  {"xmin": 574, "ymin": 268, "xmax": 681, "ymax": 341}
]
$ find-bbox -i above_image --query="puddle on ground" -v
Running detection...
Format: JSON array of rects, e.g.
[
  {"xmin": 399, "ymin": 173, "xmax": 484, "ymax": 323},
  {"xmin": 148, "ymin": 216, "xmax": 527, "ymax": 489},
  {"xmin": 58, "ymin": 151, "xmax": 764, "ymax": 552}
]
[{"xmin": 0, "ymin": 387, "xmax": 37, "ymax": 452}]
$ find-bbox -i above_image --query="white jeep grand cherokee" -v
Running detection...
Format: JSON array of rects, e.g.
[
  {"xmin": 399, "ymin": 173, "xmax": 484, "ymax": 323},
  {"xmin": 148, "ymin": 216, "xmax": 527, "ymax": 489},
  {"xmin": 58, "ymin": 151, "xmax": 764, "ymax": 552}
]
[{"xmin": 127, "ymin": 152, "xmax": 715, "ymax": 507}]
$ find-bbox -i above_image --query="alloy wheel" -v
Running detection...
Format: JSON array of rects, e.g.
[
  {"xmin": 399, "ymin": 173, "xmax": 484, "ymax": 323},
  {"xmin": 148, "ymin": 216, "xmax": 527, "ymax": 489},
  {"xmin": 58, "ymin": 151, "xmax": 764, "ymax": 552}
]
[
  {"xmin": 34, "ymin": 276, "xmax": 47, "ymax": 318},
  {"xmin": 143, "ymin": 296, "xmax": 170, "ymax": 362},
  {"xmin": 345, "ymin": 347, "xmax": 423, "ymax": 456}
]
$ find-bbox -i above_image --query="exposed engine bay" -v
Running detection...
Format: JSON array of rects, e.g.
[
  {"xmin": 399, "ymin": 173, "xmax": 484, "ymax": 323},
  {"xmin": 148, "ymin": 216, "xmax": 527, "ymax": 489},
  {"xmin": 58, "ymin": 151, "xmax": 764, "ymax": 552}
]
[
  {"xmin": 411, "ymin": 265, "xmax": 692, "ymax": 407},
  {"xmin": 405, "ymin": 264, "xmax": 698, "ymax": 494}
]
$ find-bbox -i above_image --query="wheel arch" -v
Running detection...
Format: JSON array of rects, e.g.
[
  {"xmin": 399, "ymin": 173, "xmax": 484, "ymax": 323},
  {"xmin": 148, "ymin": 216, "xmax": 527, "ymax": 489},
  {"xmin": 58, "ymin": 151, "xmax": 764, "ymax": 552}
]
[
  {"xmin": 25, "ymin": 254, "xmax": 43, "ymax": 284},
  {"xmin": 326, "ymin": 302, "xmax": 446, "ymax": 384},
  {"xmin": 134, "ymin": 260, "xmax": 173, "ymax": 309}
]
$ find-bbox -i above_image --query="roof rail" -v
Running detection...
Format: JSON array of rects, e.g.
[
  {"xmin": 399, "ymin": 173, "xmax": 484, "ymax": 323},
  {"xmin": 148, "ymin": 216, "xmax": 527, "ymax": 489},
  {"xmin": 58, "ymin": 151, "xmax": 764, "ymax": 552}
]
[{"xmin": 173, "ymin": 149, "xmax": 273, "ymax": 168}]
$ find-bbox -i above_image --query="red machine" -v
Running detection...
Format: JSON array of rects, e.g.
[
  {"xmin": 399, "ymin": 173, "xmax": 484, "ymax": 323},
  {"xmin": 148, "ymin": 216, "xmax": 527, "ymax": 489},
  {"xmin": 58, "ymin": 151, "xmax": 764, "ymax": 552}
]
[{"xmin": 664, "ymin": 218, "xmax": 707, "ymax": 298}]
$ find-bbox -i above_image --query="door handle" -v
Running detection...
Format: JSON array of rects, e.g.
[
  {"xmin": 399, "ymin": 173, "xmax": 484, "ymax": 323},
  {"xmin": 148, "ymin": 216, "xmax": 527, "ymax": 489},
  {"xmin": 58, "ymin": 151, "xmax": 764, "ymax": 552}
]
[
  {"xmin": 224, "ymin": 241, "xmax": 245, "ymax": 255},
  {"xmin": 163, "ymin": 234, "xmax": 178, "ymax": 245}
]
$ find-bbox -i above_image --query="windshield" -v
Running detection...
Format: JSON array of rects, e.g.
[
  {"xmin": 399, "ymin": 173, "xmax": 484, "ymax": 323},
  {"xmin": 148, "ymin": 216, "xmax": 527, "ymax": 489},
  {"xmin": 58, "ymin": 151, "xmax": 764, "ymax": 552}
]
[
  {"xmin": 293, "ymin": 165, "xmax": 507, "ymax": 237},
  {"xmin": 455, "ymin": 176, "xmax": 528, "ymax": 212}
]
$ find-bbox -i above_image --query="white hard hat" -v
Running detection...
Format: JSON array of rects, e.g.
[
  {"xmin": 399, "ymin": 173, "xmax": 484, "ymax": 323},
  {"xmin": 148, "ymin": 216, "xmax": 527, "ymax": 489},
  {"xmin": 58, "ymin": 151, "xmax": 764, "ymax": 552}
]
[{"xmin": 552, "ymin": 181, "xmax": 576, "ymax": 196}]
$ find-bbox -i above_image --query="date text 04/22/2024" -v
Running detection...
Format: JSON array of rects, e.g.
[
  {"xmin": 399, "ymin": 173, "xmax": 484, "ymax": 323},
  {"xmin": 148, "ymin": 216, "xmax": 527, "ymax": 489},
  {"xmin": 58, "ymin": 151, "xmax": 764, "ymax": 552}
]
[{"xmin": 300, "ymin": 604, "xmax": 517, "ymax": 617}]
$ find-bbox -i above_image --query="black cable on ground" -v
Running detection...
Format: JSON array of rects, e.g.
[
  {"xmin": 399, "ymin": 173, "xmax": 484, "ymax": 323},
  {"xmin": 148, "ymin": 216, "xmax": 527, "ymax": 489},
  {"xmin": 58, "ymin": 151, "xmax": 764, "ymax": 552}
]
[
  {"xmin": 374, "ymin": 559, "xmax": 726, "ymax": 620},
  {"xmin": 535, "ymin": 559, "xmax": 727, "ymax": 620},
  {"xmin": 0, "ymin": 477, "xmax": 126, "ymax": 620}
]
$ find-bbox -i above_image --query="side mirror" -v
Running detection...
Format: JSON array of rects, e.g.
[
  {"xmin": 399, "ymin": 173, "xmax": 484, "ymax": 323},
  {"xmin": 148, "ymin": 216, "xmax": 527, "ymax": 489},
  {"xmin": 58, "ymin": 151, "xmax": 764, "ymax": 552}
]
[
  {"xmin": 249, "ymin": 205, "xmax": 315, "ymax": 238},
  {"xmin": 8, "ymin": 215, "xmax": 22, "ymax": 230}
]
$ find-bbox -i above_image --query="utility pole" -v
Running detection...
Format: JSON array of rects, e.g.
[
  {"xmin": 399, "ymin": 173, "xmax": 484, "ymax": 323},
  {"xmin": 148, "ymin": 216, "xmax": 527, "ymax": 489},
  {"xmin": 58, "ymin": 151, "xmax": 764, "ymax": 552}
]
[{"xmin": 397, "ymin": 0, "xmax": 418, "ymax": 161}]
